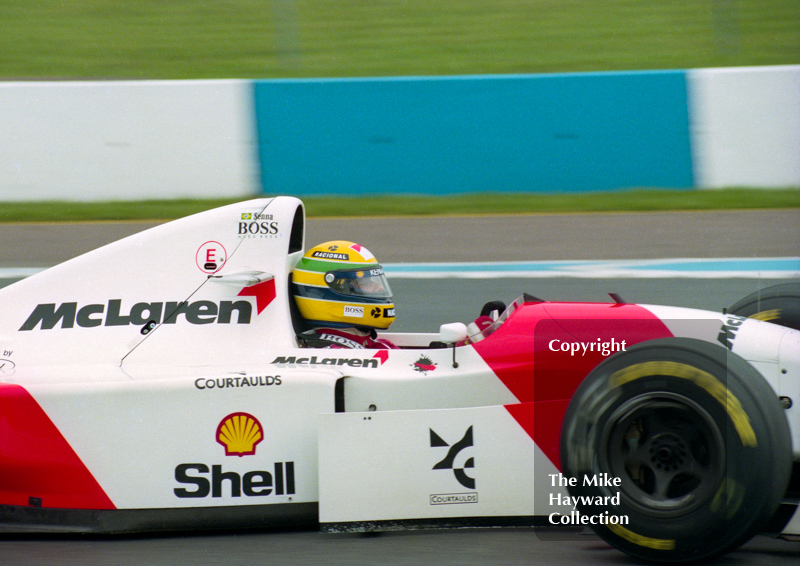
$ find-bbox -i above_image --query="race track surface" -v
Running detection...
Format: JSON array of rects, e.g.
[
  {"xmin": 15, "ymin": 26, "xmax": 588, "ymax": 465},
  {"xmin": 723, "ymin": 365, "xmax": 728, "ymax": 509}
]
[
  {"xmin": 1, "ymin": 528, "xmax": 796, "ymax": 566},
  {"xmin": 1, "ymin": 209, "xmax": 798, "ymax": 267}
]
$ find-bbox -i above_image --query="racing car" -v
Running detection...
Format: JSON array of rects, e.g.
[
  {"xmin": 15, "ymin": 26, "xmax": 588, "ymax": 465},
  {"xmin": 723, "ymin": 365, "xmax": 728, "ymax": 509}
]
[{"xmin": 0, "ymin": 196, "xmax": 797, "ymax": 563}]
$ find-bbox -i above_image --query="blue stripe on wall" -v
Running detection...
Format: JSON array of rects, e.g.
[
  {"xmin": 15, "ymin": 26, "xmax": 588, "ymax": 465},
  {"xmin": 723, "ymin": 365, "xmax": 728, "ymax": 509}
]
[{"xmin": 253, "ymin": 71, "xmax": 694, "ymax": 195}]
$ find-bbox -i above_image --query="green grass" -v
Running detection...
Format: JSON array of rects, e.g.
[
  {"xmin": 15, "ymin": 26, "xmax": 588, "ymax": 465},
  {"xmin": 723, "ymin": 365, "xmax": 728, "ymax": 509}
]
[
  {"xmin": 2, "ymin": 189, "xmax": 798, "ymax": 223},
  {"xmin": 1, "ymin": 1, "xmax": 797, "ymax": 80}
]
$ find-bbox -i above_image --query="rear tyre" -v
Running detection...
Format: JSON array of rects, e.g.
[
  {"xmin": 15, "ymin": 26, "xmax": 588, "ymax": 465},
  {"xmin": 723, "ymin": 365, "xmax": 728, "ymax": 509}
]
[
  {"xmin": 727, "ymin": 282, "xmax": 800, "ymax": 330},
  {"xmin": 560, "ymin": 338, "xmax": 791, "ymax": 563}
]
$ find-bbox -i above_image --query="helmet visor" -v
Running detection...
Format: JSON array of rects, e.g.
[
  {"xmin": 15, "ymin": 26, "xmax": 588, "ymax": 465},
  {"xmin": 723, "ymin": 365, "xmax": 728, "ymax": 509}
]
[{"xmin": 326, "ymin": 267, "xmax": 392, "ymax": 299}]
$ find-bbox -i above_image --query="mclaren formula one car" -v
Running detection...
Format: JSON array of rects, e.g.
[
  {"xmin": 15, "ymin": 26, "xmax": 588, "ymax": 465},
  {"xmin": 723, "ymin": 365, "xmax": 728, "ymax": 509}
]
[{"xmin": 0, "ymin": 197, "xmax": 798, "ymax": 563}]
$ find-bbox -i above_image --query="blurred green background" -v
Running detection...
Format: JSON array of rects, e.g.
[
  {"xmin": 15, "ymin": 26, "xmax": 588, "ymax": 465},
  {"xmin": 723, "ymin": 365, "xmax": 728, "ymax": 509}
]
[
  {"xmin": 1, "ymin": 1, "xmax": 797, "ymax": 219},
  {"xmin": 1, "ymin": 189, "xmax": 798, "ymax": 222},
  {"xmin": 2, "ymin": 0, "xmax": 798, "ymax": 80}
]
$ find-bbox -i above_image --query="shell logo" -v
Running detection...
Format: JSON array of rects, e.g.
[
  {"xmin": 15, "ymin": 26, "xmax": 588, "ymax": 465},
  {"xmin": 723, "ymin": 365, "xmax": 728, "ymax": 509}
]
[{"xmin": 216, "ymin": 412, "xmax": 264, "ymax": 457}]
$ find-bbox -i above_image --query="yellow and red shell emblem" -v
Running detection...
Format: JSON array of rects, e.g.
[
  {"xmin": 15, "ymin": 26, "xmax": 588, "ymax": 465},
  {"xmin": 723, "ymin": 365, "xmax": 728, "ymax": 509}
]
[{"xmin": 216, "ymin": 412, "xmax": 263, "ymax": 457}]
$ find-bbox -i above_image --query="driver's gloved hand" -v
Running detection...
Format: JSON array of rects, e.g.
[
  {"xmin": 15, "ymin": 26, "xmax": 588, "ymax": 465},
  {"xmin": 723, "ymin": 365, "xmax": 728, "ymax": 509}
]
[{"xmin": 469, "ymin": 300, "xmax": 507, "ymax": 338}]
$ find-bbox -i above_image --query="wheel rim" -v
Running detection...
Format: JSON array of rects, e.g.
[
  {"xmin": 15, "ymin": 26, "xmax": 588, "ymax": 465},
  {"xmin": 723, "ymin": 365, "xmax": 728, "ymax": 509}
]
[{"xmin": 599, "ymin": 392, "xmax": 726, "ymax": 519}]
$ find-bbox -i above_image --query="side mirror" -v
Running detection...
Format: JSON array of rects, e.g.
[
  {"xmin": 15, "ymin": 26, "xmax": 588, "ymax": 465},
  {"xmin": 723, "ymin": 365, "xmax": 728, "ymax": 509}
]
[
  {"xmin": 439, "ymin": 322, "xmax": 468, "ymax": 345},
  {"xmin": 439, "ymin": 323, "xmax": 468, "ymax": 369}
]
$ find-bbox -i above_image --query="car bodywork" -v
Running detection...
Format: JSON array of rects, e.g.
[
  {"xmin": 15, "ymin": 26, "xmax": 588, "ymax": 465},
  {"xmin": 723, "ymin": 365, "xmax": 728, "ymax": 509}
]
[{"xmin": 0, "ymin": 197, "xmax": 797, "ymax": 560}]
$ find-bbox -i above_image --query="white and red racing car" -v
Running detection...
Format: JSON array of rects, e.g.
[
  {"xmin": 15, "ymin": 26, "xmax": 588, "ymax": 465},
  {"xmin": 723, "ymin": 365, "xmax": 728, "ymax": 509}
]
[{"xmin": 0, "ymin": 197, "xmax": 797, "ymax": 563}]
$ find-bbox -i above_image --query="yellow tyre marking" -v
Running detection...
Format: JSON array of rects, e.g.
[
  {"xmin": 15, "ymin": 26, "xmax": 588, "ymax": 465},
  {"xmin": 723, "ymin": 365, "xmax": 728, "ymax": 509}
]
[
  {"xmin": 610, "ymin": 361, "xmax": 756, "ymax": 447},
  {"xmin": 749, "ymin": 309, "xmax": 780, "ymax": 322},
  {"xmin": 710, "ymin": 477, "xmax": 745, "ymax": 519},
  {"xmin": 607, "ymin": 523, "xmax": 675, "ymax": 550}
]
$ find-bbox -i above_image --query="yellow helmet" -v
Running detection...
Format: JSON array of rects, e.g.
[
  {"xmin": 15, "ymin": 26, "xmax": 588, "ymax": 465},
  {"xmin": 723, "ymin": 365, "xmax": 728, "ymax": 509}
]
[{"xmin": 292, "ymin": 241, "xmax": 395, "ymax": 330}]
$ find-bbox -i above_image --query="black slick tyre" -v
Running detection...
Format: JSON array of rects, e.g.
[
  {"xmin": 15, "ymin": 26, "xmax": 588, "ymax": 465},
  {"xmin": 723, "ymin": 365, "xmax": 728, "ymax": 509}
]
[
  {"xmin": 727, "ymin": 282, "xmax": 800, "ymax": 330},
  {"xmin": 560, "ymin": 337, "xmax": 792, "ymax": 563}
]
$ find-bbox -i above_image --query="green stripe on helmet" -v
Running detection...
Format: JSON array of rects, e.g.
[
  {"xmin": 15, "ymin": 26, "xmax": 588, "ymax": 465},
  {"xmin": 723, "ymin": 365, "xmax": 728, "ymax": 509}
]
[{"xmin": 297, "ymin": 257, "xmax": 378, "ymax": 273}]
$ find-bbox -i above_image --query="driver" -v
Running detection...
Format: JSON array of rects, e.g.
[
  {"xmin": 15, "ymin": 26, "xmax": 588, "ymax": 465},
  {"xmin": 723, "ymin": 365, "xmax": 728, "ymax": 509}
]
[{"xmin": 292, "ymin": 241, "xmax": 398, "ymax": 349}]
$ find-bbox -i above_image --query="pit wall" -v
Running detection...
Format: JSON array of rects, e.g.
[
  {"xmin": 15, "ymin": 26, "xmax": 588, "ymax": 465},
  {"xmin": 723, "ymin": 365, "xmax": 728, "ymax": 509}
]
[{"xmin": 0, "ymin": 66, "xmax": 797, "ymax": 201}]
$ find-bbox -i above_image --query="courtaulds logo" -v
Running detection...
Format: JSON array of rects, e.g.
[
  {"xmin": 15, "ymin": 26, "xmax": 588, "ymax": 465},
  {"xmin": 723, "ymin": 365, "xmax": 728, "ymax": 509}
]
[
  {"xmin": 216, "ymin": 412, "xmax": 263, "ymax": 457},
  {"xmin": 430, "ymin": 426, "xmax": 475, "ymax": 489}
]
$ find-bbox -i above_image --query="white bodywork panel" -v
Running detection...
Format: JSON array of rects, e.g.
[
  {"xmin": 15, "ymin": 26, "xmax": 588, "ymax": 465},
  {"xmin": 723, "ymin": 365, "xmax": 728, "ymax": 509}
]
[
  {"xmin": 0, "ymin": 197, "xmax": 304, "ymax": 377},
  {"xmin": 27, "ymin": 370, "xmax": 337, "ymax": 508},
  {"xmin": 319, "ymin": 405, "xmax": 566, "ymax": 526}
]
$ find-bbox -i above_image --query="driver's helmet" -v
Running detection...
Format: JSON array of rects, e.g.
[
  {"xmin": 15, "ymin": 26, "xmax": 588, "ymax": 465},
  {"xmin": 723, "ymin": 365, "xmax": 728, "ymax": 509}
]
[{"xmin": 292, "ymin": 241, "xmax": 395, "ymax": 330}]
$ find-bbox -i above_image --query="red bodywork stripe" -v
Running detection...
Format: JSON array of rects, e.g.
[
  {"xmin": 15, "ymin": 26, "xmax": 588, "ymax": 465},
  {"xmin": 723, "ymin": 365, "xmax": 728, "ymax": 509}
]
[
  {"xmin": 475, "ymin": 302, "xmax": 673, "ymax": 469},
  {"xmin": 504, "ymin": 400, "xmax": 570, "ymax": 472},
  {"xmin": 0, "ymin": 384, "xmax": 115, "ymax": 509}
]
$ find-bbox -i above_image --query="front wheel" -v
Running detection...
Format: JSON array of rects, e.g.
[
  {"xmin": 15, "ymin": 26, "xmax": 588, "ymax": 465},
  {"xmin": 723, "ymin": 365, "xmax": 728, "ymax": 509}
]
[{"xmin": 560, "ymin": 338, "xmax": 791, "ymax": 563}]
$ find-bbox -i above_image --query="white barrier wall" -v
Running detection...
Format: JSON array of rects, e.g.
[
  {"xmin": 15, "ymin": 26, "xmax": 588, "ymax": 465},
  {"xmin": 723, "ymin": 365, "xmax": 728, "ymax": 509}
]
[
  {"xmin": 0, "ymin": 80, "xmax": 259, "ymax": 201},
  {"xmin": 0, "ymin": 67, "xmax": 797, "ymax": 202},
  {"xmin": 689, "ymin": 66, "xmax": 800, "ymax": 189}
]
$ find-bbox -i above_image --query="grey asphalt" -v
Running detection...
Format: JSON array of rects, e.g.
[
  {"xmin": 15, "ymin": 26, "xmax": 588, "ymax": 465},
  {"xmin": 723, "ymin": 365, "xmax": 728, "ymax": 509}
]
[
  {"xmin": 311, "ymin": 209, "xmax": 799, "ymax": 262},
  {"xmin": 1, "ymin": 209, "xmax": 798, "ymax": 267},
  {"xmin": 1, "ymin": 528, "xmax": 797, "ymax": 566}
]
